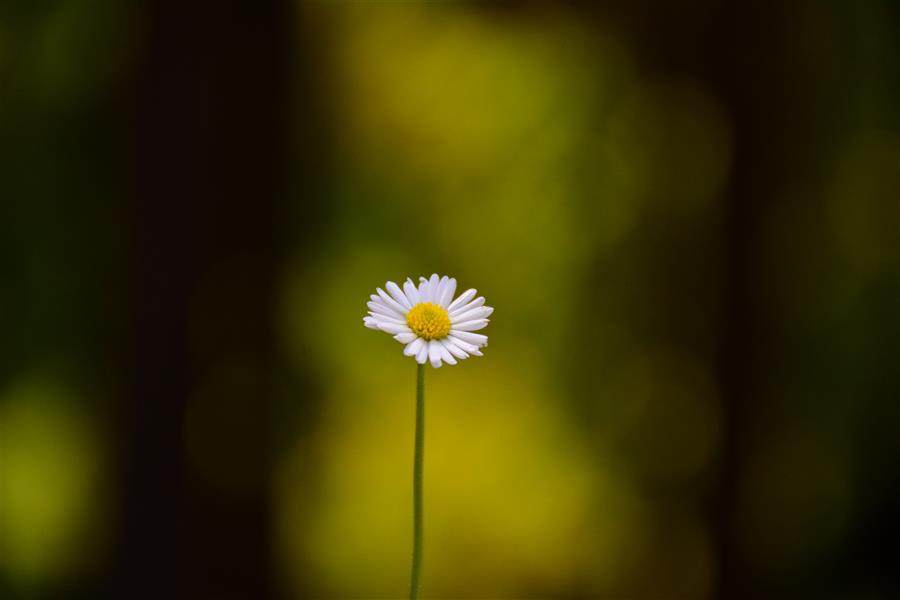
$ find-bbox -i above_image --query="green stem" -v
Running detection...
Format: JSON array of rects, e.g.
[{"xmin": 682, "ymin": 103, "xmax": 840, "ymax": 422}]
[{"xmin": 410, "ymin": 363, "xmax": 425, "ymax": 599}]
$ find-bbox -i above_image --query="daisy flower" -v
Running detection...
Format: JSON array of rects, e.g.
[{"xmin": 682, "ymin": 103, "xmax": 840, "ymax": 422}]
[{"xmin": 363, "ymin": 274, "xmax": 492, "ymax": 367}]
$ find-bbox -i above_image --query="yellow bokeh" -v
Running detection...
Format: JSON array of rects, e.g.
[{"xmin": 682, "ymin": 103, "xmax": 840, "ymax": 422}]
[{"xmin": 0, "ymin": 376, "xmax": 107, "ymax": 588}]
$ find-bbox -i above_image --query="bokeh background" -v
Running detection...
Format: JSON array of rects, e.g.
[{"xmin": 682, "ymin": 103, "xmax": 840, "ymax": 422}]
[{"xmin": 1, "ymin": 1, "xmax": 899, "ymax": 598}]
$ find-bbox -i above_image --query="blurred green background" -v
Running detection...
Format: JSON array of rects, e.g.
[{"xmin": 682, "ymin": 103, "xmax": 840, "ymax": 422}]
[{"xmin": 1, "ymin": 1, "xmax": 898, "ymax": 598}]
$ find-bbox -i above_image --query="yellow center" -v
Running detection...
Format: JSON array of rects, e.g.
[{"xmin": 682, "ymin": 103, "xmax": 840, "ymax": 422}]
[{"xmin": 406, "ymin": 302, "xmax": 451, "ymax": 341}]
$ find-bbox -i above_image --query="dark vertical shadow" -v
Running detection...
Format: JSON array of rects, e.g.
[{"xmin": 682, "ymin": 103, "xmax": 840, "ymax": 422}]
[
  {"xmin": 114, "ymin": 1, "xmax": 293, "ymax": 597},
  {"xmin": 565, "ymin": 1, "xmax": 783, "ymax": 597},
  {"xmin": 703, "ymin": 4, "xmax": 789, "ymax": 599}
]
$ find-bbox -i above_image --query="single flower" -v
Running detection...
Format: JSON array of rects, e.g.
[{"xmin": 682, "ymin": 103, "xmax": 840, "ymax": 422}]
[{"xmin": 363, "ymin": 274, "xmax": 492, "ymax": 367}]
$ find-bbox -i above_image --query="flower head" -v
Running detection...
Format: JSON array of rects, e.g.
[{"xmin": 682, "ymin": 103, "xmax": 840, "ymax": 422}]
[{"xmin": 363, "ymin": 274, "xmax": 492, "ymax": 367}]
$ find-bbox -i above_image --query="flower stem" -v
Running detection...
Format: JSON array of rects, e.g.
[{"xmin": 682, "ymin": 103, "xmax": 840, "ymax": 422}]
[{"xmin": 410, "ymin": 363, "xmax": 425, "ymax": 599}]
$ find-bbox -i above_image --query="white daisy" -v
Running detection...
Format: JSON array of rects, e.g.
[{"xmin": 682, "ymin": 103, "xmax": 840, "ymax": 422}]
[{"xmin": 363, "ymin": 274, "xmax": 492, "ymax": 368}]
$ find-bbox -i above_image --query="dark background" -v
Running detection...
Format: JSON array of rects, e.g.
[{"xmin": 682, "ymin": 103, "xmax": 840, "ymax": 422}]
[{"xmin": 1, "ymin": 0, "xmax": 898, "ymax": 598}]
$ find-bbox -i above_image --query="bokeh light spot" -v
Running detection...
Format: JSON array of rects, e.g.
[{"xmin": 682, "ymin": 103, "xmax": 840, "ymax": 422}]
[{"xmin": 0, "ymin": 376, "xmax": 106, "ymax": 587}]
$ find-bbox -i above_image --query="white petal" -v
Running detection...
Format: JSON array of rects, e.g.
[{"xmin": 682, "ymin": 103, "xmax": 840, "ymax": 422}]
[
  {"xmin": 437, "ymin": 342, "xmax": 457, "ymax": 365},
  {"xmin": 404, "ymin": 279, "xmax": 420, "ymax": 305},
  {"xmin": 404, "ymin": 338, "xmax": 425, "ymax": 356},
  {"xmin": 450, "ymin": 296, "xmax": 485, "ymax": 317},
  {"xmin": 378, "ymin": 321, "xmax": 412, "ymax": 335},
  {"xmin": 450, "ymin": 331, "xmax": 488, "ymax": 347},
  {"xmin": 438, "ymin": 278, "xmax": 456, "ymax": 308},
  {"xmin": 394, "ymin": 332, "xmax": 417, "ymax": 344},
  {"xmin": 369, "ymin": 295, "xmax": 404, "ymax": 318},
  {"xmin": 371, "ymin": 314, "xmax": 407, "ymax": 327},
  {"xmin": 435, "ymin": 276, "xmax": 449, "ymax": 306},
  {"xmin": 438, "ymin": 344, "xmax": 456, "ymax": 365},
  {"xmin": 367, "ymin": 301, "xmax": 399, "ymax": 318},
  {"xmin": 448, "ymin": 335, "xmax": 484, "ymax": 357},
  {"xmin": 447, "ymin": 288, "xmax": 476, "ymax": 312},
  {"xmin": 377, "ymin": 287, "xmax": 408, "ymax": 316},
  {"xmin": 452, "ymin": 319, "xmax": 488, "ymax": 332},
  {"xmin": 441, "ymin": 338, "xmax": 468, "ymax": 359},
  {"xmin": 448, "ymin": 335, "xmax": 477, "ymax": 352},
  {"xmin": 426, "ymin": 274, "xmax": 440, "ymax": 303},
  {"xmin": 386, "ymin": 281, "xmax": 411, "ymax": 309},
  {"xmin": 428, "ymin": 340, "xmax": 443, "ymax": 368},
  {"xmin": 417, "ymin": 277, "xmax": 431, "ymax": 303},
  {"xmin": 363, "ymin": 316, "xmax": 379, "ymax": 329},
  {"xmin": 416, "ymin": 342, "xmax": 429, "ymax": 364},
  {"xmin": 451, "ymin": 306, "xmax": 493, "ymax": 324}
]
